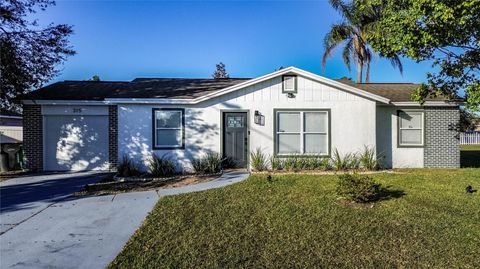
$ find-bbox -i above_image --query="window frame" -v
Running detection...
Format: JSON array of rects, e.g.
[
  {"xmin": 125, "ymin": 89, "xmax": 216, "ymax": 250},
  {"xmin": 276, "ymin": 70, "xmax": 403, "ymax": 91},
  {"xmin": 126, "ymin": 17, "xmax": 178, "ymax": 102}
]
[
  {"xmin": 397, "ymin": 110, "xmax": 425, "ymax": 148},
  {"xmin": 152, "ymin": 108, "xmax": 185, "ymax": 150},
  {"xmin": 282, "ymin": 75, "xmax": 297, "ymax": 93},
  {"xmin": 274, "ymin": 109, "xmax": 331, "ymax": 157}
]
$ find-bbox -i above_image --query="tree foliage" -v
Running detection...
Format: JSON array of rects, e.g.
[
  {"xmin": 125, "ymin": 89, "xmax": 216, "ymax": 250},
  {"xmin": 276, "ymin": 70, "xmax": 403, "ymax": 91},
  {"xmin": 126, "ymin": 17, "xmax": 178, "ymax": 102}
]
[
  {"xmin": 90, "ymin": 75, "xmax": 101, "ymax": 81},
  {"xmin": 0, "ymin": 0, "xmax": 75, "ymax": 110},
  {"xmin": 323, "ymin": 0, "xmax": 403, "ymax": 83},
  {"xmin": 212, "ymin": 62, "xmax": 229, "ymax": 79},
  {"xmin": 459, "ymin": 109, "xmax": 478, "ymax": 132},
  {"xmin": 357, "ymin": 0, "xmax": 480, "ymax": 110}
]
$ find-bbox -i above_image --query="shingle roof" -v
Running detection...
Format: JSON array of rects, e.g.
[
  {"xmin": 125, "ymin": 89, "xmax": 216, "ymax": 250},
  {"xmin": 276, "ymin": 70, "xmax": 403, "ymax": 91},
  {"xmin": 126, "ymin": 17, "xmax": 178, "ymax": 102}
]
[
  {"xmin": 334, "ymin": 78, "xmax": 448, "ymax": 102},
  {"xmin": 350, "ymin": 83, "xmax": 447, "ymax": 102},
  {"xmin": 21, "ymin": 78, "xmax": 250, "ymax": 101},
  {"xmin": 19, "ymin": 76, "xmax": 446, "ymax": 103}
]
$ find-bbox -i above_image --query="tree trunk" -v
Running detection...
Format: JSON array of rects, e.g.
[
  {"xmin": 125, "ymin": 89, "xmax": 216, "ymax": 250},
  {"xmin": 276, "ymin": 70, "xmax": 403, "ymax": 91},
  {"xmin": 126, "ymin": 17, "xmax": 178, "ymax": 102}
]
[
  {"xmin": 365, "ymin": 60, "xmax": 370, "ymax": 83},
  {"xmin": 357, "ymin": 61, "xmax": 363, "ymax": 83}
]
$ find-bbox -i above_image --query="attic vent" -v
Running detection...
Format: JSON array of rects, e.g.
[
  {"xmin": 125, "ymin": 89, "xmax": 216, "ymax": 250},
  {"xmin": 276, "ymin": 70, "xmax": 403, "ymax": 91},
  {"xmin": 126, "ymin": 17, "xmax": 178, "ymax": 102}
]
[{"xmin": 282, "ymin": 75, "xmax": 297, "ymax": 93}]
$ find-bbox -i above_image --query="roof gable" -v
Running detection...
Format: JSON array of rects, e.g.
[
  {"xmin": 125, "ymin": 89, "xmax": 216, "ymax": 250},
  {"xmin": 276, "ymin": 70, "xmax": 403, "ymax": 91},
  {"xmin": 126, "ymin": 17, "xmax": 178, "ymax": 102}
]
[{"xmin": 103, "ymin": 67, "xmax": 391, "ymax": 104}]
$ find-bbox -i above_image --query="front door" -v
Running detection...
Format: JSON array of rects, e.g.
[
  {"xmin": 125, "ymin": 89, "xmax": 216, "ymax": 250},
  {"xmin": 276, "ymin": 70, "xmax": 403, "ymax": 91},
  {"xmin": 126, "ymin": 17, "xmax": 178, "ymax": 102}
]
[{"xmin": 223, "ymin": 112, "xmax": 248, "ymax": 167}]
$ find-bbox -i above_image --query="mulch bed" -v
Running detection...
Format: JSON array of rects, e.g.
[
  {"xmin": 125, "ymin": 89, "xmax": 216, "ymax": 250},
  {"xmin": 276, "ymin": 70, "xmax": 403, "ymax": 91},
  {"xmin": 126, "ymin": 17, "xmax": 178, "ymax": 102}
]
[{"xmin": 73, "ymin": 173, "xmax": 220, "ymax": 196}]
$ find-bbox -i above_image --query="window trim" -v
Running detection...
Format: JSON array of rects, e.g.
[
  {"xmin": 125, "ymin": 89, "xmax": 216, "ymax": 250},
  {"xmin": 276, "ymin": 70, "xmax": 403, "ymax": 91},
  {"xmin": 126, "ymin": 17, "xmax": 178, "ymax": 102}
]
[
  {"xmin": 282, "ymin": 75, "xmax": 297, "ymax": 93},
  {"xmin": 152, "ymin": 108, "xmax": 185, "ymax": 150},
  {"xmin": 273, "ymin": 109, "xmax": 331, "ymax": 157},
  {"xmin": 397, "ymin": 110, "xmax": 425, "ymax": 148}
]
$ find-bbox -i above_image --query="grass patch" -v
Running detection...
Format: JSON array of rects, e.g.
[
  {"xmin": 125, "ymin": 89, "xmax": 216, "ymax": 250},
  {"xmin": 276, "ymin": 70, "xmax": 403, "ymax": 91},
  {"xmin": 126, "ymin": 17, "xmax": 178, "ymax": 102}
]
[
  {"xmin": 110, "ymin": 169, "xmax": 480, "ymax": 269},
  {"xmin": 461, "ymin": 145, "xmax": 480, "ymax": 167}
]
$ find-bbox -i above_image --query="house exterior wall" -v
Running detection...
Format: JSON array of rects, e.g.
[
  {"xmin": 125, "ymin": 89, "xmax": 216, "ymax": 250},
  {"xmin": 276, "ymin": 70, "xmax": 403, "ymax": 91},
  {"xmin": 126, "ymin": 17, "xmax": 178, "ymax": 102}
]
[
  {"xmin": 376, "ymin": 106, "xmax": 424, "ymax": 168},
  {"xmin": 424, "ymin": 107, "xmax": 460, "ymax": 168},
  {"xmin": 118, "ymin": 76, "xmax": 378, "ymax": 171},
  {"xmin": 376, "ymin": 105, "xmax": 460, "ymax": 168},
  {"xmin": 23, "ymin": 105, "xmax": 43, "ymax": 171}
]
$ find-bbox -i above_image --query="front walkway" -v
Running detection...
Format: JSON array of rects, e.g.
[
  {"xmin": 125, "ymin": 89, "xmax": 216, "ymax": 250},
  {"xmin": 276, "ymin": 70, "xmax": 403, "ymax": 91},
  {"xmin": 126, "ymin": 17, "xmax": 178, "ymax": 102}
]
[{"xmin": 0, "ymin": 170, "xmax": 249, "ymax": 269}]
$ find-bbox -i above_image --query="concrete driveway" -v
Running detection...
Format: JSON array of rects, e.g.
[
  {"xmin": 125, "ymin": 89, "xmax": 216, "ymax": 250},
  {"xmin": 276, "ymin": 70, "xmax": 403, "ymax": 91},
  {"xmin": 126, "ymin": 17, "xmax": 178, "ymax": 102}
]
[
  {"xmin": 0, "ymin": 172, "xmax": 159, "ymax": 269},
  {"xmin": 0, "ymin": 170, "xmax": 248, "ymax": 269}
]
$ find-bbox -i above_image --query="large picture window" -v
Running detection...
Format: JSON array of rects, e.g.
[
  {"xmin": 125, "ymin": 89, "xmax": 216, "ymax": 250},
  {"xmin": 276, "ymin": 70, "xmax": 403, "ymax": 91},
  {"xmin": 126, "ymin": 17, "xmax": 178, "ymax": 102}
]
[
  {"xmin": 398, "ymin": 110, "xmax": 424, "ymax": 147},
  {"xmin": 153, "ymin": 108, "xmax": 184, "ymax": 149},
  {"xmin": 275, "ymin": 110, "xmax": 329, "ymax": 155}
]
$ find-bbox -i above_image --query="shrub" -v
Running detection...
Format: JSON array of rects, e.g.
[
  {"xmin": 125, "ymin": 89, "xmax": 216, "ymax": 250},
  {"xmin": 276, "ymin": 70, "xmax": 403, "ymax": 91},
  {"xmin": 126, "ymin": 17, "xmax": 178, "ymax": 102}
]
[
  {"xmin": 251, "ymin": 148, "xmax": 268, "ymax": 171},
  {"xmin": 192, "ymin": 152, "xmax": 223, "ymax": 174},
  {"xmin": 283, "ymin": 156, "xmax": 298, "ymax": 171},
  {"xmin": 222, "ymin": 156, "xmax": 237, "ymax": 169},
  {"xmin": 117, "ymin": 155, "xmax": 142, "ymax": 177},
  {"xmin": 336, "ymin": 173, "xmax": 381, "ymax": 203},
  {"xmin": 359, "ymin": 146, "xmax": 382, "ymax": 171},
  {"xmin": 332, "ymin": 149, "xmax": 359, "ymax": 170},
  {"xmin": 205, "ymin": 153, "xmax": 223, "ymax": 174},
  {"xmin": 303, "ymin": 156, "xmax": 330, "ymax": 170},
  {"xmin": 191, "ymin": 158, "xmax": 207, "ymax": 174},
  {"xmin": 320, "ymin": 157, "xmax": 331, "ymax": 170},
  {"xmin": 270, "ymin": 155, "xmax": 283, "ymax": 171},
  {"xmin": 148, "ymin": 153, "xmax": 176, "ymax": 177}
]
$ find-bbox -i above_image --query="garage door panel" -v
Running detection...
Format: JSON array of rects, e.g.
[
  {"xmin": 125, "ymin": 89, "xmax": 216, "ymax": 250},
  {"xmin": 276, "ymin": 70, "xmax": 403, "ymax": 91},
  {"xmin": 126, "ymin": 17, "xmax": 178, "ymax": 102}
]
[{"xmin": 44, "ymin": 115, "xmax": 109, "ymax": 171}]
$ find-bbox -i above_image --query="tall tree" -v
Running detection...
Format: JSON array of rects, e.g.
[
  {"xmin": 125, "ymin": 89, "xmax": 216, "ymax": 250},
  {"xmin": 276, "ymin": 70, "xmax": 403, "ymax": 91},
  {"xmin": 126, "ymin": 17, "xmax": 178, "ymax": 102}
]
[
  {"xmin": 358, "ymin": 0, "xmax": 480, "ymax": 110},
  {"xmin": 90, "ymin": 75, "xmax": 101, "ymax": 81},
  {"xmin": 322, "ymin": 0, "xmax": 403, "ymax": 83},
  {"xmin": 212, "ymin": 62, "xmax": 229, "ymax": 79},
  {"xmin": 0, "ymin": 0, "xmax": 75, "ymax": 111}
]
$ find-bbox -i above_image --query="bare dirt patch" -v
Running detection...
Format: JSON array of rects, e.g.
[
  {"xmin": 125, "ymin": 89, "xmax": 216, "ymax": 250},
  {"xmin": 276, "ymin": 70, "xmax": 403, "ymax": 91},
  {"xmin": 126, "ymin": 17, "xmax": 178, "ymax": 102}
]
[{"xmin": 73, "ymin": 174, "xmax": 219, "ymax": 196}]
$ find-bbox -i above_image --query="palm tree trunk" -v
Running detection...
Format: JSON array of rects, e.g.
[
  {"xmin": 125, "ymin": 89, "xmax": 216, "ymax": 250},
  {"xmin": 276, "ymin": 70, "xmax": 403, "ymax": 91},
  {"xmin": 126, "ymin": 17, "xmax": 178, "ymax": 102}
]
[
  {"xmin": 357, "ymin": 61, "xmax": 363, "ymax": 83},
  {"xmin": 365, "ymin": 60, "xmax": 370, "ymax": 83}
]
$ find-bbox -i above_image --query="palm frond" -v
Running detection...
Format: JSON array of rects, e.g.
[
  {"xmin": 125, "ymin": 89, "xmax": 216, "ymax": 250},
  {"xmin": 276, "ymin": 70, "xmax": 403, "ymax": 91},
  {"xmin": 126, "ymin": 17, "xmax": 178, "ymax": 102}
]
[
  {"xmin": 329, "ymin": 0, "xmax": 356, "ymax": 22},
  {"xmin": 322, "ymin": 23, "xmax": 354, "ymax": 68},
  {"xmin": 389, "ymin": 55, "xmax": 404, "ymax": 75},
  {"xmin": 341, "ymin": 38, "xmax": 353, "ymax": 71}
]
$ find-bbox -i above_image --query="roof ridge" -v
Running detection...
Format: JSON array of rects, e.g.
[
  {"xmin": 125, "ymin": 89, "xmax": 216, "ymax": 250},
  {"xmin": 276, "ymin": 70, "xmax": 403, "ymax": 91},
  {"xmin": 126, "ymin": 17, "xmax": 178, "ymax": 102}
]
[
  {"xmin": 132, "ymin": 77, "xmax": 251, "ymax": 80},
  {"xmin": 63, "ymin": 80, "xmax": 128, "ymax": 83}
]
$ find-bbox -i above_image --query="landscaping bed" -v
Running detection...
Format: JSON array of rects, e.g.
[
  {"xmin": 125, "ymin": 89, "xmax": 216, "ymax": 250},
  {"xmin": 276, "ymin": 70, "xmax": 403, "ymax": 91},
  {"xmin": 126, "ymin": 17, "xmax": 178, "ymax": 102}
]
[
  {"xmin": 74, "ymin": 173, "xmax": 221, "ymax": 196},
  {"xmin": 110, "ymin": 169, "xmax": 480, "ymax": 269}
]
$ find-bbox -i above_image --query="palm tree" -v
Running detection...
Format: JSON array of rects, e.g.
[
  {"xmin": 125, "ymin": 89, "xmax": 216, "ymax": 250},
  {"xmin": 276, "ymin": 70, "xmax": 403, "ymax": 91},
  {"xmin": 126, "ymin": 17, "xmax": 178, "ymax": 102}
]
[{"xmin": 322, "ymin": 0, "xmax": 403, "ymax": 83}]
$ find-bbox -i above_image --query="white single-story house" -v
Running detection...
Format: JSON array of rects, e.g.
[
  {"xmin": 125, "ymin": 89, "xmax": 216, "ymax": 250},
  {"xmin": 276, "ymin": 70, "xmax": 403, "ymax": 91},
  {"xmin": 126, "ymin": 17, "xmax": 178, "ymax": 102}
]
[{"xmin": 20, "ymin": 67, "xmax": 460, "ymax": 171}]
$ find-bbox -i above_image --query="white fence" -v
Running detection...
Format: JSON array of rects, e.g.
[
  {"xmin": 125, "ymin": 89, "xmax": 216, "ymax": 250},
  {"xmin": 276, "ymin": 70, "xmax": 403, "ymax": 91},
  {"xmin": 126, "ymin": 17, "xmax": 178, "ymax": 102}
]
[{"xmin": 460, "ymin": 132, "xmax": 480, "ymax": 145}]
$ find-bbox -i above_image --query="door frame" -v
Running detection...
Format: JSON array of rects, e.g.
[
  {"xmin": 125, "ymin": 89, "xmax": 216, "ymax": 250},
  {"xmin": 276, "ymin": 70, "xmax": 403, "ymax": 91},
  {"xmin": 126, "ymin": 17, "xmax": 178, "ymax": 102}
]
[{"xmin": 220, "ymin": 109, "xmax": 250, "ymax": 169}]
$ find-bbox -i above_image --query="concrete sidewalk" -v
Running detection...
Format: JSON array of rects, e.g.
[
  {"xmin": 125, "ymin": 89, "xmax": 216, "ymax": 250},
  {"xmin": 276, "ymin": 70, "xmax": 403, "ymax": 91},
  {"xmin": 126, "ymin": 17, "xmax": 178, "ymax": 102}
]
[{"xmin": 0, "ymin": 170, "xmax": 249, "ymax": 269}]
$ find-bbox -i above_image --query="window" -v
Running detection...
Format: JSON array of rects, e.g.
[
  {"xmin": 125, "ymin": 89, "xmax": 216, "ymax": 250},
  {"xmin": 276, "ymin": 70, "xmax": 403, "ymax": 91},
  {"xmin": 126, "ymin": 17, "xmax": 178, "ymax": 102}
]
[
  {"xmin": 398, "ymin": 110, "xmax": 424, "ymax": 146},
  {"xmin": 275, "ymin": 110, "xmax": 329, "ymax": 155},
  {"xmin": 153, "ymin": 108, "xmax": 184, "ymax": 149},
  {"xmin": 282, "ymin": 75, "xmax": 297, "ymax": 93}
]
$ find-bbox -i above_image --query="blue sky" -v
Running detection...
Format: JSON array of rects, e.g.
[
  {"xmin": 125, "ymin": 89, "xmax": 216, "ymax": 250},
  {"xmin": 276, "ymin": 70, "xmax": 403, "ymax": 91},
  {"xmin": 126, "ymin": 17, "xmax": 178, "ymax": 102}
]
[{"xmin": 38, "ymin": 0, "xmax": 434, "ymax": 83}]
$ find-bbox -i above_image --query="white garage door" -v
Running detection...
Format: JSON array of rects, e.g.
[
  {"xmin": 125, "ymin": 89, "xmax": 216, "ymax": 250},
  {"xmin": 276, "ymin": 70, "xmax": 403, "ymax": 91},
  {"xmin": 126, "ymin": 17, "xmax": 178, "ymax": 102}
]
[{"xmin": 44, "ymin": 114, "xmax": 109, "ymax": 171}]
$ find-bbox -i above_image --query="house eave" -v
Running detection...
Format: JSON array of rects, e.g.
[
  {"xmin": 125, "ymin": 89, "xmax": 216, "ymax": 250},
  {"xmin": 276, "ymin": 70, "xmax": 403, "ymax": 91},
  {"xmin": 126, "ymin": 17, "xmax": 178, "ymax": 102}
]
[
  {"xmin": 389, "ymin": 101, "xmax": 460, "ymax": 107},
  {"xmin": 22, "ymin": 100, "xmax": 113, "ymax": 105}
]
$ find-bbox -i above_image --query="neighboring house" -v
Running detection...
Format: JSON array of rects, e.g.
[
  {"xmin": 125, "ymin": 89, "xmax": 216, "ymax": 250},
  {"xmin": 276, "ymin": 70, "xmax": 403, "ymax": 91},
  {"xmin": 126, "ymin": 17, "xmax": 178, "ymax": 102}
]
[
  {"xmin": 0, "ymin": 109, "xmax": 23, "ymax": 170},
  {"xmin": 20, "ymin": 67, "xmax": 460, "ymax": 171},
  {"xmin": 0, "ymin": 109, "xmax": 23, "ymax": 143}
]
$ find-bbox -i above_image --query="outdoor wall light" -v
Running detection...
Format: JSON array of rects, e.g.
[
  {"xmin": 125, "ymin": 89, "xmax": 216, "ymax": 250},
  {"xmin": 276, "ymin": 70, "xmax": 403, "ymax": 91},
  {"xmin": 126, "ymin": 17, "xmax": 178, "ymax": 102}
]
[{"xmin": 254, "ymin": 110, "xmax": 265, "ymax": 126}]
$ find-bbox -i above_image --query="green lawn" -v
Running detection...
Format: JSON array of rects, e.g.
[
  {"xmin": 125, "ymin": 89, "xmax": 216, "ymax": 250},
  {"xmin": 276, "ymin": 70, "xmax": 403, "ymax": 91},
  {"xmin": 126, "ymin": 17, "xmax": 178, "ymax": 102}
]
[
  {"xmin": 110, "ymin": 169, "xmax": 480, "ymax": 269},
  {"xmin": 461, "ymin": 144, "xmax": 480, "ymax": 168}
]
